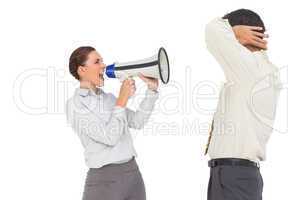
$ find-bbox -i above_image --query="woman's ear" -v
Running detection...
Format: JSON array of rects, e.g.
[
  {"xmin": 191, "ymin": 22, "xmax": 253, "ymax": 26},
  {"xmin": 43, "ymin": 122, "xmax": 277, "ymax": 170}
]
[{"xmin": 77, "ymin": 65, "xmax": 85, "ymax": 77}]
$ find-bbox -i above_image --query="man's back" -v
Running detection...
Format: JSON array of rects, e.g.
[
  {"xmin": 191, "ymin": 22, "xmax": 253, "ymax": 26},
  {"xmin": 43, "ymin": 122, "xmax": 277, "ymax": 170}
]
[{"xmin": 205, "ymin": 18, "xmax": 281, "ymax": 162}]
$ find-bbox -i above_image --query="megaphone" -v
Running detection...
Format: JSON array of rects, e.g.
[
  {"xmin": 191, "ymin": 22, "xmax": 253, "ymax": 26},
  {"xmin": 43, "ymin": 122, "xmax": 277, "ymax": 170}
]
[{"xmin": 105, "ymin": 47, "xmax": 170, "ymax": 84}]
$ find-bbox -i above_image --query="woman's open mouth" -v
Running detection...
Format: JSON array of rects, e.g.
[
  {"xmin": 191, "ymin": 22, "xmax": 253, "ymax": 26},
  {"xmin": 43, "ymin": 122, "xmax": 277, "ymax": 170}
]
[{"xmin": 99, "ymin": 73, "xmax": 104, "ymax": 81}]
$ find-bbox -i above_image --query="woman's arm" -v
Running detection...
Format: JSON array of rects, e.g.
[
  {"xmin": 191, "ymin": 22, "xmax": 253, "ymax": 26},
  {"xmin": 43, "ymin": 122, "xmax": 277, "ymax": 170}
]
[
  {"xmin": 126, "ymin": 74, "xmax": 159, "ymax": 129},
  {"xmin": 126, "ymin": 89, "xmax": 159, "ymax": 129},
  {"xmin": 66, "ymin": 79, "xmax": 135, "ymax": 147},
  {"xmin": 67, "ymin": 101, "xmax": 127, "ymax": 147}
]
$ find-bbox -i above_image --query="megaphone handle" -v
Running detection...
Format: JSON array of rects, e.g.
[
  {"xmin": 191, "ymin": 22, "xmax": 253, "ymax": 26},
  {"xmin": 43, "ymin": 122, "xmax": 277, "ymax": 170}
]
[
  {"xmin": 119, "ymin": 74, "xmax": 135, "ymax": 99},
  {"xmin": 119, "ymin": 75, "xmax": 126, "ymax": 82},
  {"xmin": 119, "ymin": 73, "xmax": 133, "ymax": 82},
  {"xmin": 128, "ymin": 76, "xmax": 135, "ymax": 99}
]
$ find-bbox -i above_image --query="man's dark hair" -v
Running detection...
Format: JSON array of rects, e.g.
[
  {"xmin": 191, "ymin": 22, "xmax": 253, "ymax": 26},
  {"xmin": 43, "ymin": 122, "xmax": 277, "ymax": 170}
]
[
  {"xmin": 69, "ymin": 46, "xmax": 96, "ymax": 80},
  {"xmin": 223, "ymin": 9, "xmax": 265, "ymax": 33}
]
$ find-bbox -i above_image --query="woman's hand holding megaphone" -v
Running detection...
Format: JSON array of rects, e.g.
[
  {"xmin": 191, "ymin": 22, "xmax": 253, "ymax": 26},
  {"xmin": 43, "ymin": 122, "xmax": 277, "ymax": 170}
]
[
  {"xmin": 138, "ymin": 73, "xmax": 159, "ymax": 92},
  {"xmin": 116, "ymin": 78, "xmax": 136, "ymax": 107}
]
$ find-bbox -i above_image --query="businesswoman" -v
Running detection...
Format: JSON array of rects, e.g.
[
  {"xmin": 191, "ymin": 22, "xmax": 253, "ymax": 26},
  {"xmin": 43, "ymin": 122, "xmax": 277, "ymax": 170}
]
[{"xmin": 66, "ymin": 46, "xmax": 159, "ymax": 200}]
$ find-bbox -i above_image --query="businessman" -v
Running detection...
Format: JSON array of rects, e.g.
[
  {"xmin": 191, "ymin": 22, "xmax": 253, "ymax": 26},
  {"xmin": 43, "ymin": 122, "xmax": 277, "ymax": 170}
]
[{"xmin": 205, "ymin": 9, "xmax": 281, "ymax": 200}]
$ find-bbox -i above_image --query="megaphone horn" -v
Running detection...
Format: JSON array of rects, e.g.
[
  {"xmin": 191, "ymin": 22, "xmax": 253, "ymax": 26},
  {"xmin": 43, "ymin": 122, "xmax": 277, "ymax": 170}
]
[{"xmin": 105, "ymin": 47, "xmax": 170, "ymax": 84}]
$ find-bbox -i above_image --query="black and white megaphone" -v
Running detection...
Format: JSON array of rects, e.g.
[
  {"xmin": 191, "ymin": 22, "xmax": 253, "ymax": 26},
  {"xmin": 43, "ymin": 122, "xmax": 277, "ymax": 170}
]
[{"xmin": 105, "ymin": 47, "xmax": 170, "ymax": 84}]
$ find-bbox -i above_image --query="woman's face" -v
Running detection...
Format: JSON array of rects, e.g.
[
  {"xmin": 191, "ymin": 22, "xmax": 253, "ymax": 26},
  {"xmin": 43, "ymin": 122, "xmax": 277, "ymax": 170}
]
[{"xmin": 78, "ymin": 50, "xmax": 106, "ymax": 87}]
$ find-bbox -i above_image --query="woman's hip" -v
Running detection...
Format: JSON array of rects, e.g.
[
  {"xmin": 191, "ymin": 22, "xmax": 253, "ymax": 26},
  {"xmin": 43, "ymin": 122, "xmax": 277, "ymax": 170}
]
[{"xmin": 82, "ymin": 157, "xmax": 145, "ymax": 200}]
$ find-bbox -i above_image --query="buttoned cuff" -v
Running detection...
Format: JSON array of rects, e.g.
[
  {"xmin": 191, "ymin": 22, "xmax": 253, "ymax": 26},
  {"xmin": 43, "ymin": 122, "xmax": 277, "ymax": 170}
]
[{"xmin": 112, "ymin": 106, "xmax": 127, "ymax": 119}]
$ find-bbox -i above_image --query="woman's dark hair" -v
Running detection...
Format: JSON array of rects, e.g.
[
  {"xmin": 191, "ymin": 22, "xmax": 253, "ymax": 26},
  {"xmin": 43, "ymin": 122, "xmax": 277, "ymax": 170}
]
[
  {"xmin": 223, "ymin": 9, "xmax": 265, "ymax": 33},
  {"xmin": 69, "ymin": 46, "xmax": 96, "ymax": 80}
]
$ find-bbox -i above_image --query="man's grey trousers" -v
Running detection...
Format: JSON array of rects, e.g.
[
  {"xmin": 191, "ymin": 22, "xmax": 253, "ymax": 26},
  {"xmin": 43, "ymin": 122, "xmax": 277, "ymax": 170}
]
[
  {"xmin": 82, "ymin": 158, "xmax": 146, "ymax": 200},
  {"xmin": 207, "ymin": 165, "xmax": 264, "ymax": 200}
]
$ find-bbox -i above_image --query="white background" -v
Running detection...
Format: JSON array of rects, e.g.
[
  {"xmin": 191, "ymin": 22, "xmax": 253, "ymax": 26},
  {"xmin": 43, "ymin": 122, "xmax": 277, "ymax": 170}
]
[{"xmin": 0, "ymin": 0, "xmax": 298, "ymax": 199}]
